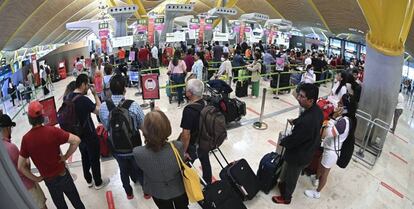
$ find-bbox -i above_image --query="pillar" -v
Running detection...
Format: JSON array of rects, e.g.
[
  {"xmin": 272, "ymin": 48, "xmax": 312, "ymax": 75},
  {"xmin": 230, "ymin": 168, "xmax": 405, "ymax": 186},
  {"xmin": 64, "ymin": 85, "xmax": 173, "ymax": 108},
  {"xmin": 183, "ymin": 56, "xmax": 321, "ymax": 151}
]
[{"xmin": 355, "ymin": 0, "xmax": 414, "ymax": 147}]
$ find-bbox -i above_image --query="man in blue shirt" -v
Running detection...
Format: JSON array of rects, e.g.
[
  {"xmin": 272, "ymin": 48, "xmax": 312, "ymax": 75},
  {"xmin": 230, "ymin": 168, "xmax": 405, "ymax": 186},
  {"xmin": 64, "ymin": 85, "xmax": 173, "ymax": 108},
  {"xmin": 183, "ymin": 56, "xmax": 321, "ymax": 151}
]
[{"xmin": 99, "ymin": 74, "xmax": 145, "ymax": 200}]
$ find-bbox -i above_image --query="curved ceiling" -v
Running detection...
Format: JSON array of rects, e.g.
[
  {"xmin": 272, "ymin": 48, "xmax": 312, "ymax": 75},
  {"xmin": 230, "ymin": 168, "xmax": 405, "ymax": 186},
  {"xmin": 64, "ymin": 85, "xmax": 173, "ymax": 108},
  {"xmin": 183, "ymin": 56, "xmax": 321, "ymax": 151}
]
[{"xmin": 0, "ymin": 0, "xmax": 413, "ymax": 55}]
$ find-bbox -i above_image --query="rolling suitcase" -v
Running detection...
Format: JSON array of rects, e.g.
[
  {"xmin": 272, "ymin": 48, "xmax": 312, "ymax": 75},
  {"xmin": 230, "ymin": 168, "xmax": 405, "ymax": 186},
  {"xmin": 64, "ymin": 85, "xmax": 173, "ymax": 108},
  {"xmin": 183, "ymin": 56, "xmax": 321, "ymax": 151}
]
[
  {"xmin": 189, "ymin": 162, "xmax": 247, "ymax": 209},
  {"xmin": 256, "ymin": 151, "xmax": 284, "ymax": 194},
  {"xmin": 234, "ymin": 98, "xmax": 246, "ymax": 117},
  {"xmin": 219, "ymin": 98, "xmax": 245, "ymax": 123},
  {"xmin": 213, "ymin": 148, "xmax": 260, "ymax": 201},
  {"xmin": 200, "ymin": 179, "xmax": 247, "ymax": 209},
  {"xmin": 256, "ymin": 121, "xmax": 290, "ymax": 194},
  {"xmin": 235, "ymin": 80, "xmax": 248, "ymax": 98}
]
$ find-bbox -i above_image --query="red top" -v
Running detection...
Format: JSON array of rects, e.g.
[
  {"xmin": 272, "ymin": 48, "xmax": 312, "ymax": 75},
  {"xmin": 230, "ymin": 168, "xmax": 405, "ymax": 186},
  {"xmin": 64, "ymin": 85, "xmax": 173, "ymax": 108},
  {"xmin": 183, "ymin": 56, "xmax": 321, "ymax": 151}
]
[
  {"xmin": 184, "ymin": 55, "xmax": 195, "ymax": 72},
  {"xmin": 118, "ymin": 49, "xmax": 126, "ymax": 59},
  {"xmin": 3, "ymin": 139, "xmax": 34, "ymax": 189},
  {"xmin": 20, "ymin": 126, "xmax": 70, "ymax": 179},
  {"xmin": 138, "ymin": 48, "xmax": 150, "ymax": 61}
]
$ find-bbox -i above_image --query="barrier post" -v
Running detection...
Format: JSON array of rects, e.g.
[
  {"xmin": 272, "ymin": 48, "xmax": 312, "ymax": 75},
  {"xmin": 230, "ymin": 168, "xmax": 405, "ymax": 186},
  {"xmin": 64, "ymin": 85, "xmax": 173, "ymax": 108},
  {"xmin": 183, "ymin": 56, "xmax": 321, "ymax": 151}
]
[
  {"xmin": 253, "ymin": 88, "xmax": 268, "ymax": 130},
  {"xmin": 274, "ymin": 72, "xmax": 281, "ymax": 99}
]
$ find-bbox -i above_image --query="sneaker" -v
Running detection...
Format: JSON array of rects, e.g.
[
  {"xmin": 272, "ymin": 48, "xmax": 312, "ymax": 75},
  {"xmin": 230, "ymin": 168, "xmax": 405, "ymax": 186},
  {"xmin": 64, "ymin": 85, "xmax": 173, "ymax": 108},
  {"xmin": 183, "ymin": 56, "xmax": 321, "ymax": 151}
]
[
  {"xmin": 177, "ymin": 103, "xmax": 183, "ymax": 109},
  {"xmin": 271, "ymin": 195, "xmax": 291, "ymax": 205},
  {"xmin": 127, "ymin": 194, "xmax": 134, "ymax": 200},
  {"xmin": 94, "ymin": 178, "xmax": 110, "ymax": 190},
  {"xmin": 304, "ymin": 189, "xmax": 321, "ymax": 199},
  {"xmin": 310, "ymin": 175, "xmax": 319, "ymax": 187},
  {"xmin": 144, "ymin": 194, "xmax": 152, "ymax": 200},
  {"xmin": 87, "ymin": 180, "xmax": 94, "ymax": 188},
  {"xmin": 252, "ymin": 96, "xmax": 257, "ymax": 99}
]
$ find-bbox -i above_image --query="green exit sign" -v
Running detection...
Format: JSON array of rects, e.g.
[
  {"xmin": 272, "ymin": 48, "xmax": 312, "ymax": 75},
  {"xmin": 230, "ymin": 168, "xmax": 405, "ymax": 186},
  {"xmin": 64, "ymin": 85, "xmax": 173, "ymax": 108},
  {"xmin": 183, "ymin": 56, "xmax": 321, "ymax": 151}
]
[
  {"xmin": 138, "ymin": 19, "xmax": 147, "ymax": 25},
  {"xmin": 99, "ymin": 22, "xmax": 109, "ymax": 29},
  {"xmin": 205, "ymin": 19, "xmax": 213, "ymax": 24},
  {"xmin": 155, "ymin": 18, "xmax": 164, "ymax": 23},
  {"xmin": 190, "ymin": 18, "xmax": 199, "ymax": 23}
]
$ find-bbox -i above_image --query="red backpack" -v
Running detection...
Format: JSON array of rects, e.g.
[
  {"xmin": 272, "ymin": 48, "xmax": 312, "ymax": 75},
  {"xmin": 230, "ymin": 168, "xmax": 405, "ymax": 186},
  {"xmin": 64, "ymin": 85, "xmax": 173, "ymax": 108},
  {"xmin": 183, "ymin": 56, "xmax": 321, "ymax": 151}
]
[
  {"xmin": 317, "ymin": 98, "xmax": 334, "ymax": 121},
  {"xmin": 57, "ymin": 95, "xmax": 83, "ymax": 136}
]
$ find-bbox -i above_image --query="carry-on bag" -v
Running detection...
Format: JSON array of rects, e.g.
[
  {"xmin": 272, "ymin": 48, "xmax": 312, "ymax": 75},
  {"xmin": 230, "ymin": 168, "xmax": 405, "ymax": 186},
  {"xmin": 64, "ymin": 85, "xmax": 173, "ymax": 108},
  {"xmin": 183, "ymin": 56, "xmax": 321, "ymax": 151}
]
[
  {"xmin": 235, "ymin": 80, "xmax": 248, "ymax": 98},
  {"xmin": 256, "ymin": 150, "xmax": 284, "ymax": 194},
  {"xmin": 190, "ymin": 162, "xmax": 247, "ymax": 209},
  {"xmin": 96, "ymin": 125, "xmax": 110, "ymax": 157},
  {"xmin": 213, "ymin": 148, "xmax": 260, "ymax": 201}
]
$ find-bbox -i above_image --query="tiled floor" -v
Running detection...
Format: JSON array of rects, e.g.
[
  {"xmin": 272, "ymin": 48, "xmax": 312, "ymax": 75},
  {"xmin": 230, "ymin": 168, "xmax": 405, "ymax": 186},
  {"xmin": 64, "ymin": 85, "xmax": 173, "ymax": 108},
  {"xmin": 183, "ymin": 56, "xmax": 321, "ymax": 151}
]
[{"xmin": 6, "ymin": 70, "xmax": 414, "ymax": 209}]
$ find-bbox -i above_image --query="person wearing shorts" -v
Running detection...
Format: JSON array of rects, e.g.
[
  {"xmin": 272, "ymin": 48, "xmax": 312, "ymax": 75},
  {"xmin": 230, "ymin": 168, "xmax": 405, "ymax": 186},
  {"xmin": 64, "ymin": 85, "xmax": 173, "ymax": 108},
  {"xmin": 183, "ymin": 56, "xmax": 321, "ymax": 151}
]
[
  {"xmin": 304, "ymin": 94, "xmax": 352, "ymax": 199},
  {"xmin": 0, "ymin": 114, "xmax": 47, "ymax": 209}
]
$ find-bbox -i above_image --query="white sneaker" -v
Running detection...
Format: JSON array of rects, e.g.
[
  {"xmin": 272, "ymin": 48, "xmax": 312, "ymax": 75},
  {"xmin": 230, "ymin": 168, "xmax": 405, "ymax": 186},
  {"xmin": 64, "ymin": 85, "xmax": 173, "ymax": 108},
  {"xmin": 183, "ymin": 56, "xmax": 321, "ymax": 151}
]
[
  {"xmin": 252, "ymin": 96, "xmax": 257, "ymax": 99},
  {"xmin": 87, "ymin": 180, "xmax": 94, "ymax": 188},
  {"xmin": 310, "ymin": 175, "xmax": 319, "ymax": 187},
  {"xmin": 94, "ymin": 178, "xmax": 110, "ymax": 190},
  {"xmin": 304, "ymin": 189, "xmax": 321, "ymax": 199}
]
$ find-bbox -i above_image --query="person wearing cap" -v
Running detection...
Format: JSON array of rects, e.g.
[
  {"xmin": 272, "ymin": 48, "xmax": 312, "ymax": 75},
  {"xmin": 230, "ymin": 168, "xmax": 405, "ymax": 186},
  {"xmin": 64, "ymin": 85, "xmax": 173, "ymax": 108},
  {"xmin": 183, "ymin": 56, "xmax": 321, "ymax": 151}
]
[
  {"xmin": 68, "ymin": 74, "xmax": 109, "ymax": 190},
  {"xmin": 1, "ymin": 114, "xmax": 48, "ymax": 209},
  {"xmin": 18, "ymin": 101, "xmax": 85, "ymax": 209}
]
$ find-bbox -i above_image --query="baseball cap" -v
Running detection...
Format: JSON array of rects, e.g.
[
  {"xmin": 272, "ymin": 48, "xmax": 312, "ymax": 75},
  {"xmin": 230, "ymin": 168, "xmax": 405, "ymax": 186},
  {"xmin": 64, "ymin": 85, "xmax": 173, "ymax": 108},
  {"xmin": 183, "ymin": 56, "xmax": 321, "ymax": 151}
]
[
  {"xmin": 28, "ymin": 101, "xmax": 44, "ymax": 118},
  {"xmin": 0, "ymin": 114, "xmax": 16, "ymax": 127}
]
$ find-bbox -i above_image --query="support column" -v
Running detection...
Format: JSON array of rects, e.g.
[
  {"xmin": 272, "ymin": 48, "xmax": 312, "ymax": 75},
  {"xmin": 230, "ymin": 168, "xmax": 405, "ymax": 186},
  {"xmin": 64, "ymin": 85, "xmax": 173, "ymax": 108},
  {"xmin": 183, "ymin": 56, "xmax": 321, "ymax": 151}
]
[{"xmin": 355, "ymin": 0, "xmax": 414, "ymax": 147}]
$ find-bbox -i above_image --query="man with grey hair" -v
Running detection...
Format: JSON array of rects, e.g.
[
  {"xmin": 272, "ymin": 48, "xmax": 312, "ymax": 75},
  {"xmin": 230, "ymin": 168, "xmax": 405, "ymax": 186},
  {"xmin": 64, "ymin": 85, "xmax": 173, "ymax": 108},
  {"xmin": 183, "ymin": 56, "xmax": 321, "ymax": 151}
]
[{"xmin": 179, "ymin": 79, "xmax": 212, "ymax": 184}]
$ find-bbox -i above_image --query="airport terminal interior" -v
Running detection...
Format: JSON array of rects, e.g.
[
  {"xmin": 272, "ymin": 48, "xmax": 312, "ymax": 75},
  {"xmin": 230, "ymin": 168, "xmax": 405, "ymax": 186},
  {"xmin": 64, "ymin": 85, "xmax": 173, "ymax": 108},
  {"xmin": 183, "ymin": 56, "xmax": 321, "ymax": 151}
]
[{"xmin": 1, "ymin": 0, "xmax": 414, "ymax": 209}]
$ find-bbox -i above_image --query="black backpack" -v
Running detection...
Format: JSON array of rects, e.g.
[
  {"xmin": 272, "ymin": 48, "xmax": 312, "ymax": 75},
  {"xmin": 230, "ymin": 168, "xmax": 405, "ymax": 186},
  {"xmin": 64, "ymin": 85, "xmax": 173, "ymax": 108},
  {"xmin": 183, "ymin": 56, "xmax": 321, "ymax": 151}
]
[
  {"xmin": 107, "ymin": 100, "xmax": 141, "ymax": 153},
  {"xmin": 57, "ymin": 95, "xmax": 83, "ymax": 136}
]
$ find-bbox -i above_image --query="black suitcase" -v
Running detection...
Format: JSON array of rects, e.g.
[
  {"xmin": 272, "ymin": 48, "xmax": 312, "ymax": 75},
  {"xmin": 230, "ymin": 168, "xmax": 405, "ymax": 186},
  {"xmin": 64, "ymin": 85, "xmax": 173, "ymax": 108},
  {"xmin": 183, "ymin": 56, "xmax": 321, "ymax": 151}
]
[
  {"xmin": 200, "ymin": 180, "xmax": 247, "ymax": 209},
  {"xmin": 213, "ymin": 148, "xmax": 260, "ymax": 201},
  {"xmin": 256, "ymin": 151, "xmax": 284, "ymax": 194},
  {"xmin": 235, "ymin": 81, "xmax": 248, "ymax": 98}
]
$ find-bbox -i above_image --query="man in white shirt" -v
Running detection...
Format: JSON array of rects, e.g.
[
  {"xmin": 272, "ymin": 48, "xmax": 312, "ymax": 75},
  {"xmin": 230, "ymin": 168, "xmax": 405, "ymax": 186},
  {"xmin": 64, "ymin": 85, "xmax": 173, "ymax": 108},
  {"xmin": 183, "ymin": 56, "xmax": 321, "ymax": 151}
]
[
  {"xmin": 223, "ymin": 43, "xmax": 230, "ymax": 54},
  {"xmin": 304, "ymin": 54, "xmax": 312, "ymax": 70},
  {"xmin": 151, "ymin": 45, "xmax": 158, "ymax": 68}
]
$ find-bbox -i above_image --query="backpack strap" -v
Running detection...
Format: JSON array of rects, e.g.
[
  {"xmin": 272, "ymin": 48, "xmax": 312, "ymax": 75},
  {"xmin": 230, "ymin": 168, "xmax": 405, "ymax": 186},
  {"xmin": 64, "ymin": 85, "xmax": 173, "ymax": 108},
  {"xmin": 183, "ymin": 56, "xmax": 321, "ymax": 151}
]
[
  {"xmin": 187, "ymin": 101, "xmax": 205, "ymax": 112},
  {"xmin": 120, "ymin": 99, "xmax": 134, "ymax": 110},
  {"xmin": 106, "ymin": 99, "xmax": 116, "ymax": 112}
]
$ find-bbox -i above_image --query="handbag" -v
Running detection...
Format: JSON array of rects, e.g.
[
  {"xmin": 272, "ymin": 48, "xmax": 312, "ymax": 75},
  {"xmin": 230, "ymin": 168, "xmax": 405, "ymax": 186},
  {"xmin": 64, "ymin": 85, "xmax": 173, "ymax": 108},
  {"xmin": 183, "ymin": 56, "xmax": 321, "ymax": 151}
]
[{"xmin": 170, "ymin": 143, "xmax": 204, "ymax": 203}]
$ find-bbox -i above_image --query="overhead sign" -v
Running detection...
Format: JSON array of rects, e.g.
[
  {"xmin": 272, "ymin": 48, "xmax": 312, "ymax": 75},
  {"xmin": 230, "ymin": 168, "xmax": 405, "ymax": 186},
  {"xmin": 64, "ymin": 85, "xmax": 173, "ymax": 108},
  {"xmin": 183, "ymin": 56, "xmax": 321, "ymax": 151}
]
[
  {"xmin": 155, "ymin": 17, "xmax": 164, "ymax": 24},
  {"xmin": 99, "ymin": 22, "xmax": 109, "ymax": 29},
  {"xmin": 166, "ymin": 32, "xmax": 186, "ymax": 43},
  {"xmin": 112, "ymin": 36, "xmax": 133, "ymax": 48},
  {"xmin": 213, "ymin": 32, "xmax": 229, "ymax": 42}
]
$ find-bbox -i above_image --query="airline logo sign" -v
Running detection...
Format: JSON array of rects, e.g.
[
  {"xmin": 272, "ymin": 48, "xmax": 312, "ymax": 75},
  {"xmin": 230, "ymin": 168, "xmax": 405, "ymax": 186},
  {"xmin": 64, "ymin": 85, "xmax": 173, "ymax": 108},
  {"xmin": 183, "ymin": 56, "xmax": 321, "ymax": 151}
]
[
  {"xmin": 166, "ymin": 32, "xmax": 186, "ymax": 43},
  {"xmin": 112, "ymin": 36, "xmax": 134, "ymax": 48}
]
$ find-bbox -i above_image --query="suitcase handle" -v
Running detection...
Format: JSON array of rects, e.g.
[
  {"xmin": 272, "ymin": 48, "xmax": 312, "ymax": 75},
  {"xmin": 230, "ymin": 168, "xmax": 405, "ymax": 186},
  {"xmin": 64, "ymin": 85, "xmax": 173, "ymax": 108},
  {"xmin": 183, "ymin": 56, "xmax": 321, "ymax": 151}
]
[
  {"xmin": 188, "ymin": 161, "xmax": 208, "ymax": 187},
  {"xmin": 210, "ymin": 147, "xmax": 230, "ymax": 169}
]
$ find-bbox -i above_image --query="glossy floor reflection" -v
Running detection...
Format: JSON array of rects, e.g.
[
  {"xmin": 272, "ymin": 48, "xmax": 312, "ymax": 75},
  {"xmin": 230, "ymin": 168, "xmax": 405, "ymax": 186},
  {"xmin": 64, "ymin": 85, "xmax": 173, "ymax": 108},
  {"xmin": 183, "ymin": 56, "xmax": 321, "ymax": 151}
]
[{"xmin": 7, "ymin": 70, "xmax": 414, "ymax": 209}]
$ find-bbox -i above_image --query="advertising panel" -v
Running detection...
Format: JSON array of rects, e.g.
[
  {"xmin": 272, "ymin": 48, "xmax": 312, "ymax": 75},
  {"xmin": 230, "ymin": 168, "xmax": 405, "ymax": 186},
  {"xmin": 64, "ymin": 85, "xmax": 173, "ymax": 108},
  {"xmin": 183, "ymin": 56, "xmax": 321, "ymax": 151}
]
[
  {"xmin": 141, "ymin": 74, "xmax": 160, "ymax": 100},
  {"xmin": 39, "ymin": 96, "xmax": 57, "ymax": 126}
]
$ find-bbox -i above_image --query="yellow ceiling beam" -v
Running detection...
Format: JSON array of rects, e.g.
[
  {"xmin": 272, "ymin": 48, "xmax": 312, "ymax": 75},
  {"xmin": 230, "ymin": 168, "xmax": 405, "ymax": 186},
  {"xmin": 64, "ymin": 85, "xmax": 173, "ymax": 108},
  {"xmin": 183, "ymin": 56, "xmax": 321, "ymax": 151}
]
[
  {"xmin": 132, "ymin": 0, "xmax": 147, "ymax": 18},
  {"xmin": 0, "ymin": 0, "xmax": 9, "ymax": 14},
  {"xmin": 213, "ymin": 0, "xmax": 239, "ymax": 27},
  {"xmin": 2, "ymin": 0, "xmax": 49, "ymax": 50},
  {"xmin": 107, "ymin": 0, "xmax": 116, "ymax": 7},
  {"xmin": 216, "ymin": 0, "xmax": 223, "ymax": 7},
  {"xmin": 306, "ymin": 0, "xmax": 331, "ymax": 33},
  {"xmin": 265, "ymin": 0, "xmax": 285, "ymax": 19},
  {"xmin": 126, "ymin": 0, "xmax": 141, "ymax": 18}
]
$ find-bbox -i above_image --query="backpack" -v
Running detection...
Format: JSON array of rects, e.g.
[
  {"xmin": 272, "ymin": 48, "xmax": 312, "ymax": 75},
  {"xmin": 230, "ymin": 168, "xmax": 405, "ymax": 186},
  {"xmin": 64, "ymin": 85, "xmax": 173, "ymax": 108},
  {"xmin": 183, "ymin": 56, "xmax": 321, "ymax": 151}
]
[
  {"xmin": 189, "ymin": 102, "xmax": 227, "ymax": 152},
  {"xmin": 107, "ymin": 99, "xmax": 141, "ymax": 154},
  {"xmin": 57, "ymin": 95, "xmax": 83, "ymax": 136}
]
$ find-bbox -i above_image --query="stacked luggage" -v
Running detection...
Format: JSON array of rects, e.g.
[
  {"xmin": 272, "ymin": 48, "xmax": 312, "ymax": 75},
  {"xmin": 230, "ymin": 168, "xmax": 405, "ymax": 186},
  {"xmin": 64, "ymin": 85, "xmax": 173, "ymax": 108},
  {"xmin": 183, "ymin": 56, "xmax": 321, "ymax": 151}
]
[{"xmin": 204, "ymin": 84, "xmax": 246, "ymax": 123}]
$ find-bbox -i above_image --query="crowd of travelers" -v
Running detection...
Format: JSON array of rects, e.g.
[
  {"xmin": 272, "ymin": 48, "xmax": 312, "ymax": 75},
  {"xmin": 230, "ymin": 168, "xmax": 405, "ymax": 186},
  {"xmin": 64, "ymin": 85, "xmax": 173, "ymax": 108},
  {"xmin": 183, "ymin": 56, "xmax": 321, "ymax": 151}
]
[{"xmin": 1, "ymin": 39, "xmax": 383, "ymax": 209}]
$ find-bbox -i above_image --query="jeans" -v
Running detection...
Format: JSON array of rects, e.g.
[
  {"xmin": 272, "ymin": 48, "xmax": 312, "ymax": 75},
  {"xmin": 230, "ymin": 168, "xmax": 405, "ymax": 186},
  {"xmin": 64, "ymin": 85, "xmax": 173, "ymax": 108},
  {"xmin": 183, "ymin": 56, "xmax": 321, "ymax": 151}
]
[
  {"xmin": 79, "ymin": 134, "xmax": 102, "ymax": 186},
  {"xmin": 114, "ymin": 154, "xmax": 144, "ymax": 195},
  {"xmin": 44, "ymin": 169, "xmax": 85, "ymax": 209},
  {"xmin": 279, "ymin": 161, "xmax": 307, "ymax": 201},
  {"xmin": 188, "ymin": 145, "xmax": 212, "ymax": 185},
  {"xmin": 152, "ymin": 193, "xmax": 189, "ymax": 209},
  {"xmin": 171, "ymin": 74, "xmax": 185, "ymax": 104}
]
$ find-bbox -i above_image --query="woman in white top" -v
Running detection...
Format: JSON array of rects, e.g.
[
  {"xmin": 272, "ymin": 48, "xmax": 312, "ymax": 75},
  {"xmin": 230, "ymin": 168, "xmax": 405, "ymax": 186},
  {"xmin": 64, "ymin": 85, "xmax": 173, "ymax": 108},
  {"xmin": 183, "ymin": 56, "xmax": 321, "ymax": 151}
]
[
  {"xmin": 103, "ymin": 64, "xmax": 113, "ymax": 100},
  {"xmin": 327, "ymin": 70, "xmax": 348, "ymax": 107},
  {"xmin": 391, "ymin": 89, "xmax": 404, "ymax": 133},
  {"xmin": 215, "ymin": 53, "xmax": 232, "ymax": 82},
  {"xmin": 301, "ymin": 65, "xmax": 316, "ymax": 84},
  {"xmin": 305, "ymin": 94, "xmax": 355, "ymax": 199},
  {"xmin": 192, "ymin": 51, "xmax": 206, "ymax": 81}
]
